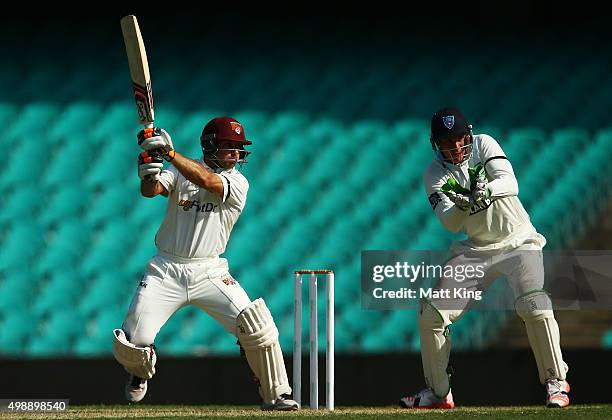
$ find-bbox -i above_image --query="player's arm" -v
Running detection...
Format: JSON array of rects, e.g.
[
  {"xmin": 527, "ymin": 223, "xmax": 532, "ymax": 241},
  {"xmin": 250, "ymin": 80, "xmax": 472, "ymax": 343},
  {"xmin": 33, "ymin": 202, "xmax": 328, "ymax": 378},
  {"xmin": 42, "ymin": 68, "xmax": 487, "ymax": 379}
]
[
  {"xmin": 137, "ymin": 151, "xmax": 168, "ymax": 198},
  {"xmin": 137, "ymin": 128, "xmax": 224, "ymax": 199},
  {"xmin": 478, "ymin": 134, "xmax": 519, "ymax": 198},
  {"xmin": 424, "ymin": 167, "xmax": 468, "ymax": 233},
  {"xmin": 140, "ymin": 178, "xmax": 168, "ymax": 197},
  {"xmin": 167, "ymin": 151, "xmax": 224, "ymax": 198}
]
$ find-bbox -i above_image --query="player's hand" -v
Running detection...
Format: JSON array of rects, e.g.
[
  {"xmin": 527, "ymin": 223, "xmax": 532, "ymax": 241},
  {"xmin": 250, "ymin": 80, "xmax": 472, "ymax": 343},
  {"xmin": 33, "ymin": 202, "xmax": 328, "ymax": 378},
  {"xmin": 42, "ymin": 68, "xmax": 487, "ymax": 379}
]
[
  {"xmin": 444, "ymin": 191, "xmax": 474, "ymax": 211},
  {"xmin": 472, "ymin": 177, "xmax": 491, "ymax": 204},
  {"xmin": 137, "ymin": 127, "xmax": 175, "ymax": 161},
  {"xmin": 138, "ymin": 151, "xmax": 164, "ymax": 181}
]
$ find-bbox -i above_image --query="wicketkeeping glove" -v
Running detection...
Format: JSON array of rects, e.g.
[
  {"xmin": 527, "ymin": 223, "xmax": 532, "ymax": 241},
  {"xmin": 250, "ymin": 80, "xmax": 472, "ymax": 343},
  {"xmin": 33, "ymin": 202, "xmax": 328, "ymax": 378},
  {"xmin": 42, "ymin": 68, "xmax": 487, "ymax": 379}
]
[
  {"xmin": 137, "ymin": 127, "xmax": 176, "ymax": 161},
  {"xmin": 444, "ymin": 191, "xmax": 474, "ymax": 211},
  {"xmin": 472, "ymin": 174, "xmax": 491, "ymax": 204},
  {"xmin": 138, "ymin": 151, "xmax": 164, "ymax": 181}
]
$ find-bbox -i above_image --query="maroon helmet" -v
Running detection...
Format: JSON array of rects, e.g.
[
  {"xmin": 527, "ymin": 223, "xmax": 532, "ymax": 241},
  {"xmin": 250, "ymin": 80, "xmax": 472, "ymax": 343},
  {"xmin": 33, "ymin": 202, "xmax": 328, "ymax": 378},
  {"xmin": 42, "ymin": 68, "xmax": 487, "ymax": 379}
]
[{"xmin": 200, "ymin": 116, "xmax": 251, "ymax": 167}]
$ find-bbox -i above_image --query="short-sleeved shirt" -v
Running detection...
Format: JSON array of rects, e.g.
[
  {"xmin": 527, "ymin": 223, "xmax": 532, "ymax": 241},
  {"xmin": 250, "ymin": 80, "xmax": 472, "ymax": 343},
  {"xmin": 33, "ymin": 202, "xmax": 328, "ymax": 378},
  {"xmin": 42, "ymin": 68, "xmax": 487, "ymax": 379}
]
[{"xmin": 155, "ymin": 159, "xmax": 249, "ymax": 259}]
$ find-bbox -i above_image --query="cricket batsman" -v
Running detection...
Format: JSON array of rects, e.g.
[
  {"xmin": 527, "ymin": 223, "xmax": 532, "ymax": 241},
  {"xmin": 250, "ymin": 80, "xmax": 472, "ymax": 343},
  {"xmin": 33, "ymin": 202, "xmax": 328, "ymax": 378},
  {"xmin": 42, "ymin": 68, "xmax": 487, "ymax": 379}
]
[
  {"xmin": 399, "ymin": 107, "xmax": 570, "ymax": 409},
  {"xmin": 111, "ymin": 117, "xmax": 299, "ymax": 411}
]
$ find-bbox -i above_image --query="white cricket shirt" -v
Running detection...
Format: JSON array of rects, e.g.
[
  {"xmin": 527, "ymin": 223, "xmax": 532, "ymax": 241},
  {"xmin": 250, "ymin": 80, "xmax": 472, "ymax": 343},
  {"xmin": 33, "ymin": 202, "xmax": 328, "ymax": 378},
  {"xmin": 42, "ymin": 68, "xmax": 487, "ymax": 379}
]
[
  {"xmin": 155, "ymin": 159, "xmax": 248, "ymax": 259},
  {"xmin": 423, "ymin": 134, "xmax": 546, "ymax": 253}
]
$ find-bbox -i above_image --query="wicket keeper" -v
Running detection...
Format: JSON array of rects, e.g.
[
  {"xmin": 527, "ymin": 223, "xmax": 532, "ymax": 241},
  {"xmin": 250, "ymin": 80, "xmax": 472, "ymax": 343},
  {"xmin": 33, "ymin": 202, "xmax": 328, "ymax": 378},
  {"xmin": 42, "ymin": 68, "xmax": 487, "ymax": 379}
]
[{"xmin": 399, "ymin": 107, "xmax": 570, "ymax": 409}]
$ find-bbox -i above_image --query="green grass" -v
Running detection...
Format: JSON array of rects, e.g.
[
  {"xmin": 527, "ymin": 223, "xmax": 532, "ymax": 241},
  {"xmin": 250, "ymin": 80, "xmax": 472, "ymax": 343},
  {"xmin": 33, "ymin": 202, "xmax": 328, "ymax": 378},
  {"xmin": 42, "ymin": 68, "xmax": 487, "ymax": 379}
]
[{"xmin": 2, "ymin": 405, "xmax": 611, "ymax": 419}]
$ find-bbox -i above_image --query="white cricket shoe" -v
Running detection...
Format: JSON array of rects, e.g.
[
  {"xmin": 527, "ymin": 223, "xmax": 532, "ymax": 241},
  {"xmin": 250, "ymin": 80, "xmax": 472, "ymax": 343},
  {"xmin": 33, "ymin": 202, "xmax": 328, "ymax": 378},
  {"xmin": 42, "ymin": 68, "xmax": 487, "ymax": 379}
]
[
  {"xmin": 261, "ymin": 394, "xmax": 300, "ymax": 411},
  {"xmin": 399, "ymin": 387, "xmax": 455, "ymax": 409},
  {"xmin": 545, "ymin": 379, "xmax": 570, "ymax": 408},
  {"xmin": 125, "ymin": 375, "xmax": 148, "ymax": 403}
]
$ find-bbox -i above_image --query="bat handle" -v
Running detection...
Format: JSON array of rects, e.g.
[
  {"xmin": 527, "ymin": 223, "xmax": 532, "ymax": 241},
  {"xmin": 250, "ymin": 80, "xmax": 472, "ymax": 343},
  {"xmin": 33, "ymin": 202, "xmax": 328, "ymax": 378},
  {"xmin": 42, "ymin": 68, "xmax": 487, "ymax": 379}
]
[{"xmin": 143, "ymin": 122, "xmax": 157, "ymax": 182}]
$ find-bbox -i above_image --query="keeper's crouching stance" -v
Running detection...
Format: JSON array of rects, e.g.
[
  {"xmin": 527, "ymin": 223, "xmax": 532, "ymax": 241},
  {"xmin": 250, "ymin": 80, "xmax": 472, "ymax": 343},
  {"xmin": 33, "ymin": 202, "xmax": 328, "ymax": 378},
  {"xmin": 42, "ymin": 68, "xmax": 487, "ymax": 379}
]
[
  {"xmin": 399, "ymin": 107, "xmax": 569, "ymax": 409},
  {"xmin": 112, "ymin": 117, "xmax": 298, "ymax": 410}
]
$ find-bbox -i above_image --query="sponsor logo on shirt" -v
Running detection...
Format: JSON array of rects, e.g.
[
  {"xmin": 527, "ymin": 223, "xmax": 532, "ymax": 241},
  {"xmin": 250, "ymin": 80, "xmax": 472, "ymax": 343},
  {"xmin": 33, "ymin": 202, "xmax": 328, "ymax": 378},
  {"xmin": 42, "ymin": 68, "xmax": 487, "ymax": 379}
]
[
  {"xmin": 469, "ymin": 198, "xmax": 494, "ymax": 215},
  {"xmin": 222, "ymin": 276, "xmax": 237, "ymax": 286},
  {"xmin": 429, "ymin": 192, "xmax": 442, "ymax": 210},
  {"xmin": 178, "ymin": 200, "xmax": 218, "ymax": 213}
]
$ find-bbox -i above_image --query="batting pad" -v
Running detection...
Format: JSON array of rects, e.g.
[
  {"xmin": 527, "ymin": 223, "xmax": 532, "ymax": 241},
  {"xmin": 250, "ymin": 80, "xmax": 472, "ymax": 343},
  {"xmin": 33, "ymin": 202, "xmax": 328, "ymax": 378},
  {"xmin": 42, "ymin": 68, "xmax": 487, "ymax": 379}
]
[
  {"xmin": 418, "ymin": 301, "xmax": 453, "ymax": 398},
  {"xmin": 112, "ymin": 329, "xmax": 157, "ymax": 380},
  {"xmin": 515, "ymin": 291, "xmax": 568, "ymax": 383},
  {"xmin": 236, "ymin": 298, "xmax": 291, "ymax": 403}
]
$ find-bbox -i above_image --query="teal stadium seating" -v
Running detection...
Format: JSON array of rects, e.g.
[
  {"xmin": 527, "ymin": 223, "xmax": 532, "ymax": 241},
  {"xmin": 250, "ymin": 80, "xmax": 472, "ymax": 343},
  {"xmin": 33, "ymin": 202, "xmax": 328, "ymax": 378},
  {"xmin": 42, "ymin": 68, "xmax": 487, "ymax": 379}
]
[
  {"xmin": 1, "ymin": 23, "xmax": 612, "ymax": 357},
  {"xmin": 1, "ymin": 100, "xmax": 610, "ymax": 357}
]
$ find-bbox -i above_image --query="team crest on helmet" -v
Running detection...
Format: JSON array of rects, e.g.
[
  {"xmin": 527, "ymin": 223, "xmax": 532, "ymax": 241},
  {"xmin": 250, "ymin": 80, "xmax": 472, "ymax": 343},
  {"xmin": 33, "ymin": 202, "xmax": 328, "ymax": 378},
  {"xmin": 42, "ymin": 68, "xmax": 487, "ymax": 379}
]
[
  {"xmin": 443, "ymin": 115, "xmax": 454, "ymax": 129},
  {"xmin": 230, "ymin": 121, "xmax": 242, "ymax": 134}
]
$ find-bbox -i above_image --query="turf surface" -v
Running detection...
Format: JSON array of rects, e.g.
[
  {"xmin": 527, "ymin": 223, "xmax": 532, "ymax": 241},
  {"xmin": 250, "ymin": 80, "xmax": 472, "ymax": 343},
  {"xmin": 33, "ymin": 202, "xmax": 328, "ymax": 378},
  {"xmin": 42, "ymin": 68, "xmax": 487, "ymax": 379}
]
[{"xmin": 2, "ymin": 405, "xmax": 611, "ymax": 419}]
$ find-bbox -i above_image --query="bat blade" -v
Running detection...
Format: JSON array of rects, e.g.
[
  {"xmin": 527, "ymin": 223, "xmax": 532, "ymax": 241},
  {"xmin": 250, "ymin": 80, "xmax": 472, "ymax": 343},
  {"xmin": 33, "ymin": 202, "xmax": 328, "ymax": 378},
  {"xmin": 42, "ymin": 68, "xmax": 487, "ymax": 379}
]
[{"xmin": 120, "ymin": 15, "xmax": 154, "ymax": 127}]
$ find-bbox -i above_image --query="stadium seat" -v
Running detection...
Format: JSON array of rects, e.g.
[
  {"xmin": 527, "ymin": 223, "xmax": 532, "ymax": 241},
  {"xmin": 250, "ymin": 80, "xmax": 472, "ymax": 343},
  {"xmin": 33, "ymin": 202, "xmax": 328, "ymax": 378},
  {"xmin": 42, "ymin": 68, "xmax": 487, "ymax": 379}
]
[
  {"xmin": 36, "ymin": 221, "xmax": 92, "ymax": 274},
  {"xmin": 177, "ymin": 311, "xmax": 225, "ymax": 349},
  {"xmin": 42, "ymin": 139, "xmax": 93, "ymax": 189},
  {"xmin": 0, "ymin": 312, "xmax": 35, "ymax": 356},
  {"xmin": 44, "ymin": 309, "xmax": 83, "ymax": 343},
  {"xmin": 0, "ymin": 272, "xmax": 34, "ymax": 313},
  {"xmin": 504, "ymin": 128, "xmax": 546, "ymax": 176},
  {"xmin": 74, "ymin": 307, "xmax": 127, "ymax": 356},
  {"xmin": 78, "ymin": 272, "xmax": 135, "ymax": 318},
  {"xmin": 47, "ymin": 102, "xmax": 103, "ymax": 144},
  {"xmin": 0, "ymin": 221, "xmax": 45, "ymax": 271},
  {"xmin": 38, "ymin": 187, "xmax": 92, "ymax": 227},
  {"xmin": 6, "ymin": 102, "xmax": 59, "ymax": 142},
  {"xmin": 0, "ymin": 139, "xmax": 45, "ymax": 190}
]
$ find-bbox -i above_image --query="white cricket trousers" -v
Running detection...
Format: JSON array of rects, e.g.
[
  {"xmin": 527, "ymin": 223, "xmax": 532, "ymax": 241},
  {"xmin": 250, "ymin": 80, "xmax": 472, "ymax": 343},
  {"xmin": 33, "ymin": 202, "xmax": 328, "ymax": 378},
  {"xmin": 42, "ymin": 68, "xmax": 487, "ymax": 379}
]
[
  {"xmin": 431, "ymin": 243, "xmax": 546, "ymax": 313},
  {"xmin": 122, "ymin": 254, "xmax": 252, "ymax": 347},
  {"xmin": 419, "ymin": 243, "xmax": 568, "ymax": 395}
]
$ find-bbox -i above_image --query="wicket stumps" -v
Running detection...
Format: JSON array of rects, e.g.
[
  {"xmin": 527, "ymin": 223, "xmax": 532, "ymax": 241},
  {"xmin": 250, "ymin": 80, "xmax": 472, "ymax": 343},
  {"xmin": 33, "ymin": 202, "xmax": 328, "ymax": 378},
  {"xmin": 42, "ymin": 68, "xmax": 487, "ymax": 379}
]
[{"xmin": 293, "ymin": 269, "xmax": 334, "ymax": 411}]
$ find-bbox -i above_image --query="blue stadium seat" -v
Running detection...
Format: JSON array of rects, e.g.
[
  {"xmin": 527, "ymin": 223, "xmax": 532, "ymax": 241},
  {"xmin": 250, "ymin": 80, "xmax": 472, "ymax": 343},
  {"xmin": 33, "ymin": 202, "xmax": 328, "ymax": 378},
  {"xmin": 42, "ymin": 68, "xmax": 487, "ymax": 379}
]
[
  {"xmin": 0, "ymin": 221, "xmax": 45, "ymax": 271},
  {"xmin": 0, "ymin": 312, "xmax": 33, "ymax": 356},
  {"xmin": 74, "ymin": 307, "xmax": 126, "ymax": 356},
  {"xmin": 0, "ymin": 139, "xmax": 44, "ymax": 190},
  {"xmin": 0, "ymin": 272, "xmax": 34, "ymax": 313},
  {"xmin": 84, "ymin": 184, "xmax": 137, "ymax": 225},
  {"xmin": 78, "ymin": 272, "xmax": 134, "ymax": 318},
  {"xmin": 47, "ymin": 102, "xmax": 103, "ymax": 145},
  {"xmin": 44, "ymin": 309, "xmax": 83, "ymax": 342},
  {"xmin": 0, "ymin": 184, "xmax": 40, "ymax": 223},
  {"xmin": 170, "ymin": 312, "xmax": 225, "ymax": 354},
  {"xmin": 504, "ymin": 128, "xmax": 546, "ymax": 176},
  {"xmin": 6, "ymin": 103, "xmax": 59, "ymax": 143},
  {"xmin": 36, "ymin": 221, "xmax": 92, "ymax": 274},
  {"xmin": 38, "ymin": 187, "xmax": 91, "ymax": 227},
  {"xmin": 42, "ymin": 139, "xmax": 93, "ymax": 189},
  {"xmin": 88, "ymin": 102, "xmax": 139, "ymax": 141},
  {"xmin": 33, "ymin": 273, "xmax": 86, "ymax": 317}
]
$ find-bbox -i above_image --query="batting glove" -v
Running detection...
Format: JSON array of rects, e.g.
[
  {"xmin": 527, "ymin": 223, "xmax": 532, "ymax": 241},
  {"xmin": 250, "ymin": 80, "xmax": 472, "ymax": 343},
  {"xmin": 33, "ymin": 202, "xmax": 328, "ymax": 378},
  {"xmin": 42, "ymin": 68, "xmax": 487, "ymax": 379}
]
[
  {"xmin": 472, "ymin": 177, "xmax": 491, "ymax": 204},
  {"xmin": 444, "ymin": 191, "xmax": 474, "ymax": 211},
  {"xmin": 138, "ymin": 151, "xmax": 164, "ymax": 181},
  {"xmin": 137, "ymin": 127, "xmax": 176, "ymax": 161}
]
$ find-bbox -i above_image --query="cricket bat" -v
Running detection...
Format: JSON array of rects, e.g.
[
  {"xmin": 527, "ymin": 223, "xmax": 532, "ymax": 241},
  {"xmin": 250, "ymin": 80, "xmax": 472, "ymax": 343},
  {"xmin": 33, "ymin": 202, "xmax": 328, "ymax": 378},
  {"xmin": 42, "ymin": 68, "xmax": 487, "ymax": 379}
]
[
  {"xmin": 120, "ymin": 15, "xmax": 154, "ymax": 129},
  {"xmin": 121, "ymin": 15, "xmax": 159, "ymax": 181}
]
